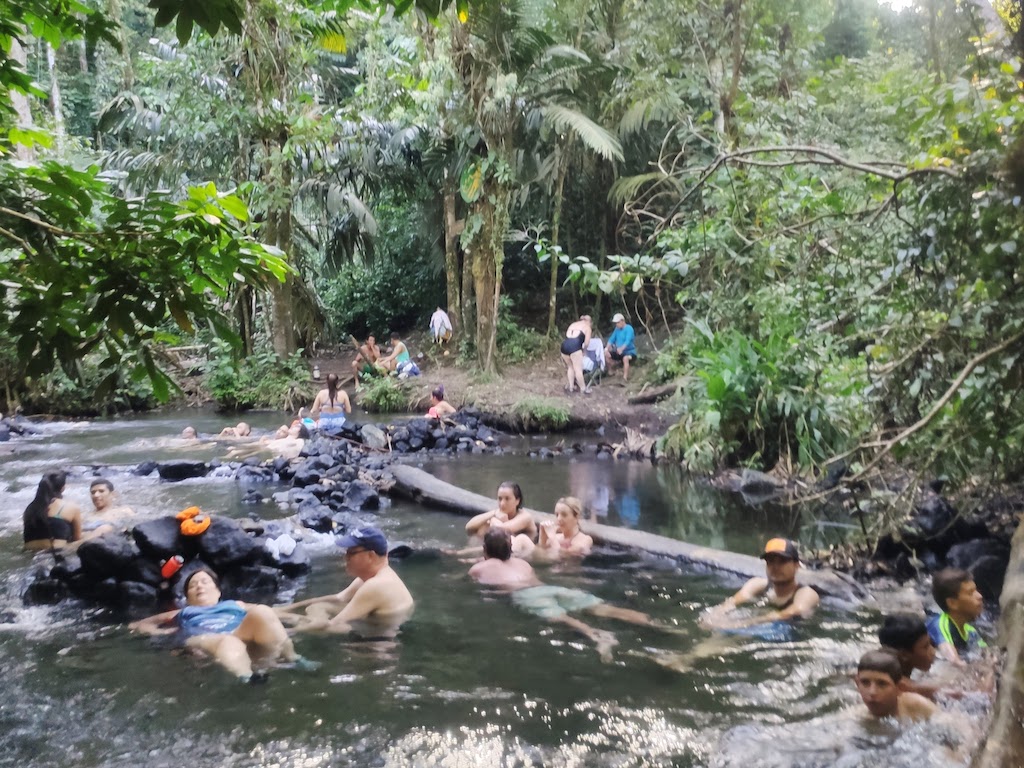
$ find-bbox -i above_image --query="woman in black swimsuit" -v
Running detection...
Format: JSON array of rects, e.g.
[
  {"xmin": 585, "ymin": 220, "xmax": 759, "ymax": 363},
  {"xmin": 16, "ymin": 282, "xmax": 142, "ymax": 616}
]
[
  {"xmin": 560, "ymin": 315, "xmax": 592, "ymax": 395},
  {"xmin": 23, "ymin": 470, "xmax": 83, "ymax": 551}
]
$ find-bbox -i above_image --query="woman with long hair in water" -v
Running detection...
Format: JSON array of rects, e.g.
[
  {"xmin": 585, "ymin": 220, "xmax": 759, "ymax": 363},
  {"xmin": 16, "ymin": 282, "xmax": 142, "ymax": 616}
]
[
  {"xmin": 311, "ymin": 372, "xmax": 351, "ymax": 434},
  {"xmin": 23, "ymin": 470, "xmax": 83, "ymax": 551}
]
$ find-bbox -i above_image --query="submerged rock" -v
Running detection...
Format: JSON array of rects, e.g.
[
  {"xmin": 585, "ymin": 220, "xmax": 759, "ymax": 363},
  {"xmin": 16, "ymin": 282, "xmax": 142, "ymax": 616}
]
[{"xmin": 156, "ymin": 460, "xmax": 209, "ymax": 481}]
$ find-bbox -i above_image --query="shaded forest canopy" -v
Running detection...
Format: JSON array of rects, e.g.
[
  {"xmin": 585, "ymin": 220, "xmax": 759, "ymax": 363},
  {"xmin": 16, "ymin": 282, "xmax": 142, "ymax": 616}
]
[{"xmin": 1, "ymin": 0, "xmax": 1024, "ymax": 502}]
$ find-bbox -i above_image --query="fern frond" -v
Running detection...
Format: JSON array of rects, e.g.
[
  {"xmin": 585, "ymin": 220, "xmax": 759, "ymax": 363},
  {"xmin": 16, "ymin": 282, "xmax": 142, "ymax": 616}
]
[{"xmin": 541, "ymin": 104, "xmax": 623, "ymax": 162}]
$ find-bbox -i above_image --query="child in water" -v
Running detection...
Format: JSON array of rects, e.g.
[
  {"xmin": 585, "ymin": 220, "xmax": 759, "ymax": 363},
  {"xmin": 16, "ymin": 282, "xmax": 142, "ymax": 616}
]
[{"xmin": 855, "ymin": 649, "xmax": 936, "ymax": 722}]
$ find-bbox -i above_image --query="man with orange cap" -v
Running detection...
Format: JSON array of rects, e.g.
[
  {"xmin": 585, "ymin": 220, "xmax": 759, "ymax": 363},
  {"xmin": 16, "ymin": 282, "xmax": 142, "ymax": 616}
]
[{"xmin": 700, "ymin": 537, "xmax": 820, "ymax": 631}]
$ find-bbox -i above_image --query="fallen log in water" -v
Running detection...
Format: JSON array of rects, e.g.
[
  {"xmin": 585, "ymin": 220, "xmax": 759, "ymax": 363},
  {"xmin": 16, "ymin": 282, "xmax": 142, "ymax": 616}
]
[{"xmin": 389, "ymin": 464, "xmax": 868, "ymax": 602}]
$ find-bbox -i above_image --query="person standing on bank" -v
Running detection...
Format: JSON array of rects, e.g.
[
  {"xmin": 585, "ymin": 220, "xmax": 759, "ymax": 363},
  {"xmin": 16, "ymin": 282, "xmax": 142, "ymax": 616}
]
[
  {"xmin": 560, "ymin": 315, "xmax": 593, "ymax": 395},
  {"xmin": 604, "ymin": 312, "xmax": 637, "ymax": 383}
]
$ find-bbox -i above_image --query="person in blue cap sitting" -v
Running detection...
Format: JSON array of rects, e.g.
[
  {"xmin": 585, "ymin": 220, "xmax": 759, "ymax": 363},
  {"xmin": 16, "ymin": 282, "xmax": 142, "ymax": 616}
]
[
  {"xmin": 275, "ymin": 527, "xmax": 414, "ymax": 637},
  {"xmin": 700, "ymin": 537, "xmax": 820, "ymax": 632}
]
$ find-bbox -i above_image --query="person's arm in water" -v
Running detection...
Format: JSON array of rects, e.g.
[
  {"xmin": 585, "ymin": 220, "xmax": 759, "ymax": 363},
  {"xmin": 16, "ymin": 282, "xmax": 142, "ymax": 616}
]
[
  {"xmin": 293, "ymin": 579, "xmax": 385, "ymax": 634},
  {"xmin": 466, "ymin": 509, "xmax": 501, "ymax": 536},
  {"xmin": 699, "ymin": 577, "xmax": 768, "ymax": 627},
  {"xmin": 129, "ymin": 608, "xmax": 182, "ymax": 636},
  {"xmin": 722, "ymin": 585, "xmax": 820, "ymax": 629}
]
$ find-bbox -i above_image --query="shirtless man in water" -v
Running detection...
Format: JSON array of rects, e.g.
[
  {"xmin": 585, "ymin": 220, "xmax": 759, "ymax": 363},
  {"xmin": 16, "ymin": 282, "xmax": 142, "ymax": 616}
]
[
  {"xmin": 701, "ymin": 537, "xmax": 819, "ymax": 630},
  {"xmin": 275, "ymin": 527, "xmax": 414, "ymax": 637}
]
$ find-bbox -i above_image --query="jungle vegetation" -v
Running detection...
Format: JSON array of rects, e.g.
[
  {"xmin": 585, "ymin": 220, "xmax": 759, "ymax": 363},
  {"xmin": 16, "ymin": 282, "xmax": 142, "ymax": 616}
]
[{"xmin": 2, "ymin": 0, "xmax": 1024, "ymax": 506}]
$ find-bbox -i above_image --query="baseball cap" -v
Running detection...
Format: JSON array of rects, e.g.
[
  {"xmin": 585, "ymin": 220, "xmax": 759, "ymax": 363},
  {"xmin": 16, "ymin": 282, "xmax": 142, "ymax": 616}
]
[
  {"xmin": 336, "ymin": 526, "xmax": 389, "ymax": 555},
  {"xmin": 760, "ymin": 538, "xmax": 800, "ymax": 561},
  {"xmin": 612, "ymin": 312, "xmax": 625, "ymax": 323}
]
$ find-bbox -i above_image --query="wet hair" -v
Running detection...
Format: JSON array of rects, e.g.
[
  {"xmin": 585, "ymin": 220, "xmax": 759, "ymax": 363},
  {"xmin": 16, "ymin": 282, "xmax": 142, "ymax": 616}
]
[
  {"xmin": 23, "ymin": 471, "xmax": 68, "ymax": 536},
  {"xmin": 879, "ymin": 614, "xmax": 929, "ymax": 652},
  {"xmin": 326, "ymin": 372, "xmax": 340, "ymax": 408},
  {"xmin": 483, "ymin": 528, "xmax": 513, "ymax": 561},
  {"xmin": 296, "ymin": 425, "xmax": 311, "ymax": 439},
  {"xmin": 432, "ymin": 385, "xmax": 445, "ymax": 402},
  {"xmin": 498, "ymin": 481, "xmax": 523, "ymax": 511},
  {"xmin": 857, "ymin": 649, "xmax": 903, "ymax": 682},
  {"xmin": 236, "ymin": 422, "xmax": 251, "ymax": 436},
  {"xmin": 390, "ymin": 331, "xmax": 400, "ymax": 340},
  {"xmin": 555, "ymin": 496, "xmax": 583, "ymax": 520},
  {"xmin": 90, "ymin": 478, "xmax": 114, "ymax": 492},
  {"xmin": 932, "ymin": 568, "xmax": 972, "ymax": 612},
  {"xmin": 183, "ymin": 567, "xmax": 221, "ymax": 598}
]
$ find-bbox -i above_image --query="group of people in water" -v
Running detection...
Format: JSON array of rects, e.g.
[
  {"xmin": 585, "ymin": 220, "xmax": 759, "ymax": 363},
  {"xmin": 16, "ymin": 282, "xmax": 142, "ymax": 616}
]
[{"xmin": 21, "ymin": 462, "xmax": 994, "ymax": 746}]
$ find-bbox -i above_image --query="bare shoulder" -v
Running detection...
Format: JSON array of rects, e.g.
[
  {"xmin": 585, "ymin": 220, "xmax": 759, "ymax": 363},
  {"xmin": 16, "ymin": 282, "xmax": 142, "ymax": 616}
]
[{"xmin": 900, "ymin": 692, "xmax": 937, "ymax": 721}]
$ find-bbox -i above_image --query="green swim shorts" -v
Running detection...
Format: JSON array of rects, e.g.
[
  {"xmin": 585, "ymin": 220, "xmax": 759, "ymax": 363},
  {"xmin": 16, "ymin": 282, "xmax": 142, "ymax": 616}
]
[{"xmin": 511, "ymin": 585, "xmax": 603, "ymax": 620}]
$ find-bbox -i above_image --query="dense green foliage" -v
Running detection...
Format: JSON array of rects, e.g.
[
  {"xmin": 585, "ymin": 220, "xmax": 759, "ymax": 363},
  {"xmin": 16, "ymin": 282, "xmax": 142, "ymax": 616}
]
[
  {"xmin": 204, "ymin": 342, "xmax": 313, "ymax": 411},
  {"xmin": 359, "ymin": 376, "xmax": 412, "ymax": 413}
]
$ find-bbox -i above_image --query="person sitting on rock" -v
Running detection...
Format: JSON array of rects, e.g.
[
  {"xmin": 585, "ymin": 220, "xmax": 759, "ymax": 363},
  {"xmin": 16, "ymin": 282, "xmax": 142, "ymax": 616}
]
[
  {"xmin": 855, "ymin": 649, "xmax": 936, "ymax": 722},
  {"xmin": 927, "ymin": 568, "xmax": 987, "ymax": 665},
  {"xmin": 23, "ymin": 470, "xmax": 83, "ymax": 551},
  {"xmin": 218, "ymin": 422, "xmax": 252, "ymax": 438},
  {"xmin": 700, "ymin": 537, "xmax": 819, "ymax": 632},
  {"xmin": 351, "ymin": 334, "xmax": 381, "ymax": 389},
  {"xmin": 274, "ymin": 527, "xmax": 414, "ymax": 638},
  {"xmin": 311, "ymin": 373, "xmax": 352, "ymax": 435},
  {"xmin": 426, "ymin": 385, "xmax": 456, "ymax": 419},
  {"xmin": 604, "ymin": 312, "xmax": 637, "ymax": 383},
  {"xmin": 129, "ymin": 567, "xmax": 313, "ymax": 683},
  {"xmin": 376, "ymin": 332, "xmax": 411, "ymax": 374},
  {"xmin": 86, "ymin": 478, "xmax": 135, "ymax": 534}
]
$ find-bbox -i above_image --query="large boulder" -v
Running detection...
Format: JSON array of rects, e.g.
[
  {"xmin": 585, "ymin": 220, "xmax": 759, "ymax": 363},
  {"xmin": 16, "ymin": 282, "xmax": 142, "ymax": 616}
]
[
  {"xmin": 195, "ymin": 517, "xmax": 260, "ymax": 569},
  {"xmin": 0, "ymin": 425, "xmax": 10, "ymax": 443},
  {"xmin": 344, "ymin": 480, "xmax": 380, "ymax": 511},
  {"xmin": 23, "ymin": 579, "xmax": 67, "ymax": 605},
  {"xmin": 971, "ymin": 555, "xmax": 1009, "ymax": 602},
  {"xmin": 361, "ymin": 424, "xmax": 388, "ymax": 451},
  {"xmin": 946, "ymin": 538, "xmax": 1010, "ymax": 571},
  {"xmin": 78, "ymin": 535, "xmax": 141, "ymax": 580},
  {"xmin": 292, "ymin": 467, "xmax": 322, "ymax": 488},
  {"xmin": 221, "ymin": 565, "xmax": 282, "ymax": 602},
  {"xmin": 235, "ymin": 465, "xmax": 274, "ymax": 484},
  {"xmin": 123, "ymin": 557, "xmax": 165, "ymax": 588},
  {"xmin": 156, "ymin": 461, "xmax": 209, "ymax": 481},
  {"xmin": 133, "ymin": 517, "xmax": 186, "ymax": 561},
  {"xmin": 297, "ymin": 500, "xmax": 335, "ymax": 533},
  {"xmin": 116, "ymin": 581, "xmax": 159, "ymax": 611},
  {"xmin": 132, "ymin": 461, "xmax": 158, "ymax": 477}
]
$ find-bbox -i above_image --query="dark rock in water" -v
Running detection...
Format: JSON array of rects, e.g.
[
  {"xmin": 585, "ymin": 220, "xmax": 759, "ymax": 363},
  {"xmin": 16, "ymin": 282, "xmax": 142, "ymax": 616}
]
[
  {"xmin": 0, "ymin": 425, "xmax": 10, "ymax": 442},
  {"xmin": 117, "ymin": 580, "xmax": 159, "ymax": 610},
  {"xmin": 740, "ymin": 469, "xmax": 783, "ymax": 495},
  {"xmin": 409, "ymin": 436, "xmax": 424, "ymax": 451},
  {"xmin": 298, "ymin": 502, "xmax": 335, "ymax": 533},
  {"xmin": 361, "ymin": 424, "xmax": 388, "ymax": 451},
  {"xmin": 242, "ymin": 490, "xmax": 264, "ymax": 505},
  {"xmin": 50, "ymin": 554, "xmax": 83, "ymax": 582},
  {"xmin": 133, "ymin": 518, "xmax": 186, "ymax": 561},
  {"xmin": 196, "ymin": 517, "xmax": 260, "ymax": 568},
  {"xmin": 222, "ymin": 565, "xmax": 281, "ymax": 602},
  {"xmin": 156, "ymin": 460, "xmax": 209, "ymax": 481},
  {"xmin": 970, "ymin": 555, "xmax": 1008, "ymax": 601},
  {"xmin": 338, "ymin": 465, "xmax": 358, "ymax": 483},
  {"xmin": 292, "ymin": 468, "xmax": 322, "ymax": 488},
  {"xmin": 236, "ymin": 465, "xmax": 273, "ymax": 484},
  {"xmin": 913, "ymin": 496, "xmax": 957, "ymax": 539},
  {"xmin": 434, "ymin": 437, "xmax": 449, "ymax": 451},
  {"xmin": 272, "ymin": 457, "xmax": 292, "ymax": 477},
  {"xmin": 345, "ymin": 480, "xmax": 380, "ymax": 511},
  {"xmin": 476, "ymin": 426, "xmax": 494, "ymax": 443},
  {"xmin": 393, "ymin": 440, "xmax": 410, "ymax": 453},
  {"xmin": 133, "ymin": 461, "xmax": 159, "ymax": 477},
  {"xmin": 276, "ymin": 544, "xmax": 312, "ymax": 577},
  {"xmin": 78, "ymin": 535, "xmax": 141, "ymax": 579},
  {"xmin": 946, "ymin": 538, "xmax": 1010, "ymax": 571},
  {"xmin": 431, "ymin": 428, "xmax": 445, "ymax": 441},
  {"xmin": 24, "ymin": 579, "xmax": 67, "ymax": 605},
  {"xmin": 123, "ymin": 557, "xmax": 164, "ymax": 588},
  {"xmin": 242, "ymin": 456, "xmax": 262, "ymax": 467},
  {"xmin": 538, "ymin": 448, "xmax": 554, "ymax": 459},
  {"xmin": 391, "ymin": 426, "xmax": 411, "ymax": 444}
]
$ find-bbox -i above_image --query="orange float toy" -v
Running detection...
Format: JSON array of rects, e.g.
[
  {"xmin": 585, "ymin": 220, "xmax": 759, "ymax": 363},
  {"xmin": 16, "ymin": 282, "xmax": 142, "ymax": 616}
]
[{"xmin": 176, "ymin": 506, "xmax": 212, "ymax": 536}]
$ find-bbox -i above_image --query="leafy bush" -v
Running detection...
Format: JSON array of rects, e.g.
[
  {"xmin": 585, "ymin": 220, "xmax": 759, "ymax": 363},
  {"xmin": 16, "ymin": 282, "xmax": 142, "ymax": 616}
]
[
  {"xmin": 320, "ymin": 260, "xmax": 444, "ymax": 340},
  {"xmin": 495, "ymin": 296, "xmax": 550, "ymax": 365},
  {"xmin": 513, "ymin": 397, "xmax": 571, "ymax": 431},
  {"xmin": 204, "ymin": 341, "xmax": 314, "ymax": 411},
  {"xmin": 19, "ymin": 359, "xmax": 156, "ymax": 416},
  {"xmin": 359, "ymin": 376, "xmax": 411, "ymax": 413}
]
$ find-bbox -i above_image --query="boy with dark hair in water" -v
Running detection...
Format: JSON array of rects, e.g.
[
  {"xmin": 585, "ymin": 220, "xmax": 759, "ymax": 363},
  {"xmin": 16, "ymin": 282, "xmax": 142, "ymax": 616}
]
[
  {"xmin": 928, "ymin": 568, "xmax": 986, "ymax": 664},
  {"xmin": 879, "ymin": 614, "xmax": 940, "ymax": 700},
  {"xmin": 855, "ymin": 649, "xmax": 936, "ymax": 722}
]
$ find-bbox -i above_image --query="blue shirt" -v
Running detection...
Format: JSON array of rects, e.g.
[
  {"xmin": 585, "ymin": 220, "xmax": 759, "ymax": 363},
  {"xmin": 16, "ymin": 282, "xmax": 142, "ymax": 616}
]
[
  {"xmin": 608, "ymin": 324, "xmax": 636, "ymax": 357},
  {"xmin": 927, "ymin": 612, "xmax": 986, "ymax": 655},
  {"xmin": 178, "ymin": 600, "xmax": 247, "ymax": 639}
]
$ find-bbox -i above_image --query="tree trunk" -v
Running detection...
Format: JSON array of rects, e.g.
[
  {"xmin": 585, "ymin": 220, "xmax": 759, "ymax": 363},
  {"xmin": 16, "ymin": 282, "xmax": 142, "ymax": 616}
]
[
  {"xmin": 442, "ymin": 170, "xmax": 462, "ymax": 333},
  {"xmin": 9, "ymin": 38, "xmax": 33, "ymax": 162},
  {"xmin": 546, "ymin": 139, "xmax": 571, "ymax": 337},
  {"xmin": 471, "ymin": 178, "xmax": 512, "ymax": 373},
  {"xmin": 45, "ymin": 43, "xmax": 66, "ymax": 154},
  {"xmin": 267, "ymin": 205, "xmax": 296, "ymax": 357}
]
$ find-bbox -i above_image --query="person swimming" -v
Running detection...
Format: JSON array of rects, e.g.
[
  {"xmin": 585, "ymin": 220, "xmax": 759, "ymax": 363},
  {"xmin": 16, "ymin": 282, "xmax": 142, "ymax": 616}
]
[
  {"xmin": 23, "ymin": 470, "xmax": 83, "ymax": 551},
  {"xmin": 465, "ymin": 481, "xmax": 538, "ymax": 544},
  {"xmin": 426, "ymin": 385, "xmax": 456, "ymax": 419},
  {"xmin": 855, "ymin": 648, "xmax": 936, "ymax": 722}
]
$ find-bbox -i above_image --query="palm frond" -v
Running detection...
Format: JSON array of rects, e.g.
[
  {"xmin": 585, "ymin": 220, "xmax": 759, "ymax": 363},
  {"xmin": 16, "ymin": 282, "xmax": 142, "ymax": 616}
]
[
  {"xmin": 607, "ymin": 172, "xmax": 683, "ymax": 206},
  {"xmin": 618, "ymin": 95, "xmax": 680, "ymax": 138},
  {"xmin": 540, "ymin": 104, "xmax": 623, "ymax": 162}
]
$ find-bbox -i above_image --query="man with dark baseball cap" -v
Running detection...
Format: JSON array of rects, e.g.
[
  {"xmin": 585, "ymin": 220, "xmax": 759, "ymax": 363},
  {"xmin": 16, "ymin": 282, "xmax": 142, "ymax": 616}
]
[
  {"xmin": 275, "ymin": 526, "xmax": 414, "ymax": 636},
  {"xmin": 700, "ymin": 537, "xmax": 819, "ymax": 632}
]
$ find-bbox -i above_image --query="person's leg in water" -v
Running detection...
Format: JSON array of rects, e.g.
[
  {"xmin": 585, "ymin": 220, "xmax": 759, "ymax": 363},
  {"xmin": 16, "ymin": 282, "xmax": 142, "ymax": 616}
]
[
  {"xmin": 586, "ymin": 602, "xmax": 687, "ymax": 635},
  {"xmin": 549, "ymin": 614, "xmax": 620, "ymax": 663},
  {"xmin": 185, "ymin": 633, "xmax": 255, "ymax": 679},
  {"xmin": 233, "ymin": 604, "xmax": 299, "ymax": 668}
]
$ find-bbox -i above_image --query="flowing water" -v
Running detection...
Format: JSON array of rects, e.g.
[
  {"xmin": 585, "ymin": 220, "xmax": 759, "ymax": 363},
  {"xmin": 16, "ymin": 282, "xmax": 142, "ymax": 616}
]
[{"xmin": 0, "ymin": 413, "xmax": 987, "ymax": 767}]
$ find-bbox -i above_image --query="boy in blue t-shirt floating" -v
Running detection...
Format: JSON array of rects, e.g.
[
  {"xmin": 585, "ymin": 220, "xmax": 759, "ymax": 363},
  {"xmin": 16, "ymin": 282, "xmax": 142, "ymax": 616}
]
[{"xmin": 927, "ymin": 568, "xmax": 987, "ymax": 665}]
